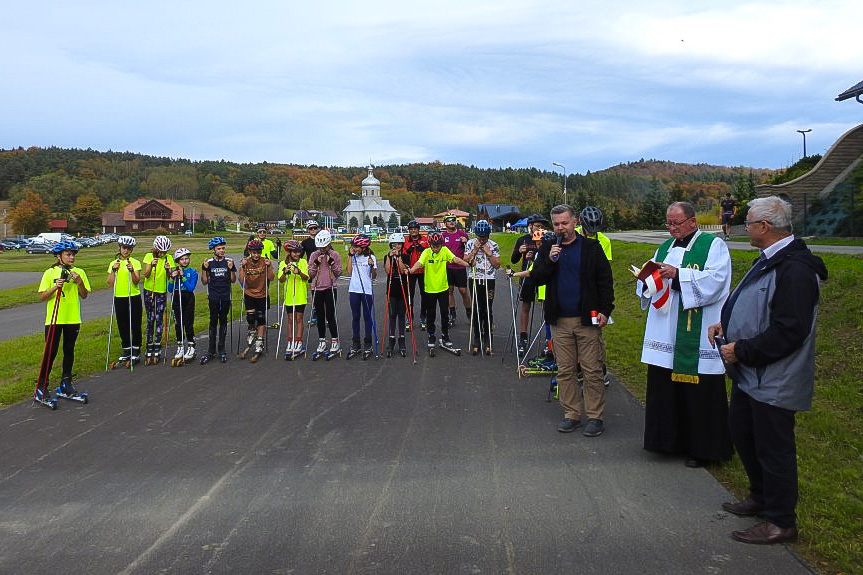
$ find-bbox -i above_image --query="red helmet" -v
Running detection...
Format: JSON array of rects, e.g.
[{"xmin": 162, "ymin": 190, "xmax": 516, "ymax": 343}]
[
  {"xmin": 246, "ymin": 239, "xmax": 264, "ymax": 252},
  {"xmin": 351, "ymin": 234, "xmax": 371, "ymax": 248},
  {"xmin": 428, "ymin": 232, "xmax": 443, "ymax": 246},
  {"xmin": 285, "ymin": 239, "xmax": 302, "ymax": 251}
]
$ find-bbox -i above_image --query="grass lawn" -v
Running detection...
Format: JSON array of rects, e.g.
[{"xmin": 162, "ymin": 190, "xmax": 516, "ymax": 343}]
[{"xmin": 1, "ymin": 232, "xmax": 860, "ymax": 573}]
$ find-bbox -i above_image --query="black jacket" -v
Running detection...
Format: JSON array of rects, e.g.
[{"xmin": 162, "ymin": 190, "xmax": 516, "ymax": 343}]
[{"xmin": 529, "ymin": 234, "xmax": 614, "ymax": 326}]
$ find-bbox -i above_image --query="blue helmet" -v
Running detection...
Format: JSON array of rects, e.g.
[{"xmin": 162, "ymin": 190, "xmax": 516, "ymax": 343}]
[
  {"xmin": 473, "ymin": 220, "xmax": 492, "ymax": 237},
  {"xmin": 52, "ymin": 241, "xmax": 79, "ymax": 254},
  {"xmin": 208, "ymin": 236, "xmax": 227, "ymax": 250}
]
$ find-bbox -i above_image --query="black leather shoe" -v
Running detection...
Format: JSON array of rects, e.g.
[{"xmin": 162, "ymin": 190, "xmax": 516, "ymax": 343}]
[
  {"xmin": 557, "ymin": 418, "xmax": 582, "ymax": 433},
  {"xmin": 722, "ymin": 498, "xmax": 764, "ymax": 517},
  {"xmin": 731, "ymin": 521, "xmax": 798, "ymax": 545}
]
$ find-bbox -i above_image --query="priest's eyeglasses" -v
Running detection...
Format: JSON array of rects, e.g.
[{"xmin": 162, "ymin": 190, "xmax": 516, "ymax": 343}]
[
  {"xmin": 744, "ymin": 219, "xmax": 772, "ymax": 229},
  {"xmin": 665, "ymin": 216, "xmax": 694, "ymax": 228}
]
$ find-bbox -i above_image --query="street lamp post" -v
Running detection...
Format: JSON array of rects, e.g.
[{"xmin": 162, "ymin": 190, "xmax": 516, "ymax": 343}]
[
  {"xmin": 796, "ymin": 129, "xmax": 812, "ymax": 158},
  {"xmin": 191, "ymin": 202, "xmax": 196, "ymax": 235},
  {"xmin": 552, "ymin": 162, "xmax": 567, "ymax": 205}
]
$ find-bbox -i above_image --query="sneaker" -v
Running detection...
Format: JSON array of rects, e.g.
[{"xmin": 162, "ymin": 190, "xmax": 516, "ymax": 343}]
[
  {"xmin": 583, "ymin": 419, "xmax": 604, "ymax": 437},
  {"xmin": 557, "ymin": 418, "xmax": 582, "ymax": 433}
]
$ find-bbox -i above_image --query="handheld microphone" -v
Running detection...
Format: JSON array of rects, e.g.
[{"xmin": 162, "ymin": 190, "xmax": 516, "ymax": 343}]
[{"xmin": 550, "ymin": 233, "xmax": 563, "ymax": 262}]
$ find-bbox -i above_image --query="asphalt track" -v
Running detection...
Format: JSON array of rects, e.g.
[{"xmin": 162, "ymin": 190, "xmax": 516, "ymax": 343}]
[{"xmin": 0, "ymin": 276, "xmax": 812, "ymax": 574}]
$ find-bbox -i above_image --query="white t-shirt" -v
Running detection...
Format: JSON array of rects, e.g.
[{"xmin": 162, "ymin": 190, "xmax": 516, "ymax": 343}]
[{"xmin": 348, "ymin": 254, "xmax": 376, "ymax": 295}]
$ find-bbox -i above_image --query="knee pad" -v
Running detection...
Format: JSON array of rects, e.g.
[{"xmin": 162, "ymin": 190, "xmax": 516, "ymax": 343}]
[
  {"xmin": 246, "ymin": 311, "xmax": 256, "ymax": 328},
  {"xmin": 255, "ymin": 309, "xmax": 266, "ymax": 327}
]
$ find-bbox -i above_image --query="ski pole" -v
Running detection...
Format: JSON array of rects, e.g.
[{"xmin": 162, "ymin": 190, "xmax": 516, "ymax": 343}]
[
  {"xmin": 353, "ymin": 254, "xmax": 377, "ymax": 358},
  {"xmin": 305, "ymin": 259, "xmax": 320, "ymax": 353},
  {"xmin": 381, "ymin": 254, "xmax": 394, "ymax": 356},
  {"xmin": 402, "ymin": 267, "xmax": 417, "ymax": 364},
  {"xmin": 128, "ymin": 262, "xmax": 135, "ymax": 374},
  {"xmin": 105, "ymin": 256, "xmax": 119, "ymax": 371},
  {"xmin": 484, "ymin": 274, "xmax": 493, "ymax": 356},
  {"xmin": 177, "ymin": 270, "xmax": 185, "ymax": 364},
  {"xmin": 275, "ymin": 262, "xmax": 284, "ymax": 360},
  {"xmin": 468, "ymin": 270, "xmax": 476, "ymax": 353},
  {"xmin": 289, "ymin": 262, "xmax": 297, "ymax": 357}
]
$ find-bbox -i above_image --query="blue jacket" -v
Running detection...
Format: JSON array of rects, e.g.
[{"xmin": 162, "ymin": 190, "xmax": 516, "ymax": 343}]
[
  {"xmin": 168, "ymin": 267, "xmax": 198, "ymax": 293},
  {"xmin": 721, "ymin": 239, "xmax": 827, "ymax": 411}
]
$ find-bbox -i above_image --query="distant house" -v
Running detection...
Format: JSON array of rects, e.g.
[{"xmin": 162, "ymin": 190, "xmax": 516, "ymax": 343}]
[
  {"xmin": 414, "ymin": 217, "xmax": 438, "ymax": 230},
  {"xmin": 292, "ymin": 209, "xmax": 340, "ymax": 230},
  {"xmin": 432, "ymin": 208, "xmax": 470, "ymax": 228},
  {"xmin": 48, "ymin": 219, "xmax": 68, "ymax": 233},
  {"xmin": 122, "ymin": 199, "xmax": 184, "ymax": 233},
  {"xmin": 477, "ymin": 204, "xmax": 520, "ymax": 231},
  {"xmin": 101, "ymin": 212, "xmax": 126, "ymax": 234}
]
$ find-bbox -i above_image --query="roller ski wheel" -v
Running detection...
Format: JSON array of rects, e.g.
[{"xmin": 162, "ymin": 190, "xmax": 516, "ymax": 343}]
[
  {"xmin": 293, "ymin": 346, "xmax": 306, "ymax": 360},
  {"xmin": 268, "ymin": 322, "xmax": 280, "ymax": 329},
  {"xmin": 171, "ymin": 346, "xmax": 184, "ymax": 367},
  {"xmin": 312, "ymin": 341, "xmax": 328, "ymax": 362},
  {"xmin": 248, "ymin": 338, "xmax": 264, "ymax": 364},
  {"xmin": 325, "ymin": 342, "xmax": 342, "ymax": 361},
  {"xmin": 439, "ymin": 340, "xmax": 461, "ymax": 356},
  {"xmin": 110, "ymin": 355, "xmax": 131, "ymax": 369},
  {"xmin": 471, "ymin": 346, "xmax": 480, "ymax": 356},
  {"xmin": 55, "ymin": 387, "xmax": 88, "ymax": 404},
  {"xmin": 33, "ymin": 388, "xmax": 58, "ymax": 410}
]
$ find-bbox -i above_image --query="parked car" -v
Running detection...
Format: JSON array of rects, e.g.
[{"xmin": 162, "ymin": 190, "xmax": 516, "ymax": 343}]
[
  {"xmin": 0, "ymin": 241, "xmax": 20, "ymax": 250},
  {"xmin": 184, "ymin": 230, "xmax": 193, "ymax": 236},
  {"xmin": 26, "ymin": 242, "xmax": 55, "ymax": 254}
]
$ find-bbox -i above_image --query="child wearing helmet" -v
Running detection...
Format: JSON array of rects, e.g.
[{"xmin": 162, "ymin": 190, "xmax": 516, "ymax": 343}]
[
  {"xmin": 345, "ymin": 234, "xmax": 377, "ymax": 359},
  {"xmin": 308, "ymin": 229, "xmax": 343, "ymax": 359},
  {"xmin": 407, "ymin": 232, "xmax": 470, "ymax": 351},
  {"xmin": 201, "ymin": 236, "xmax": 236, "ymax": 364},
  {"xmin": 35, "ymin": 242, "xmax": 91, "ymax": 403},
  {"xmin": 576, "ymin": 206, "xmax": 612, "ymax": 386},
  {"xmin": 464, "ymin": 220, "xmax": 501, "ymax": 355},
  {"xmin": 300, "ymin": 220, "xmax": 322, "ymax": 326},
  {"xmin": 278, "ymin": 240, "xmax": 310, "ymax": 359},
  {"xmin": 383, "ymin": 233, "xmax": 410, "ymax": 357},
  {"xmin": 168, "ymin": 247, "xmax": 198, "ymax": 364},
  {"xmin": 442, "ymin": 214, "xmax": 470, "ymax": 327},
  {"xmin": 511, "ymin": 215, "xmax": 550, "ymax": 355},
  {"xmin": 107, "ymin": 236, "xmax": 142, "ymax": 367},
  {"xmin": 238, "ymin": 239, "xmax": 275, "ymax": 362},
  {"xmin": 142, "ymin": 236, "xmax": 177, "ymax": 364},
  {"xmin": 402, "ymin": 220, "xmax": 429, "ymax": 330}
]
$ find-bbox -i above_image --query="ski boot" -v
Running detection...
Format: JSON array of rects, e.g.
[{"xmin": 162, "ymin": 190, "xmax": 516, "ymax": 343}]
[
  {"xmin": 130, "ymin": 347, "xmax": 141, "ymax": 367},
  {"xmin": 398, "ymin": 336, "xmax": 406, "ymax": 358},
  {"xmin": 347, "ymin": 338, "xmax": 362, "ymax": 360},
  {"xmin": 55, "ymin": 375, "xmax": 88, "ymax": 404},
  {"xmin": 200, "ymin": 351, "xmax": 213, "ymax": 365},
  {"xmin": 219, "ymin": 351, "xmax": 228, "ymax": 363},
  {"xmin": 238, "ymin": 329, "xmax": 255, "ymax": 360},
  {"xmin": 248, "ymin": 337, "xmax": 265, "ymax": 363},
  {"xmin": 110, "ymin": 347, "xmax": 132, "ymax": 369},
  {"xmin": 439, "ymin": 336, "xmax": 462, "ymax": 356},
  {"xmin": 285, "ymin": 341, "xmax": 295, "ymax": 361},
  {"xmin": 386, "ymin": 336, "xmax": 396, "ymax": 358},
  {"xmin": 325, "ymin": 338, "xmax": 342, "ymax": 360},
  {"xmin": 293, "ymin": 341, "xmax": 306, "ymax": 359},
  {"xmin": 448, "ymin": 308, "xmax": 456, "ymax": 327},
  {"xmin": 312, "ymin": 339, "xmax": 328, "ymax": 361},
  {"xmin": 171, "ymin": 345, "xmax": 185, "ymax": 367},
  {"xmin": 517, "ymin": 335, "xmax": 528, "ymax": 358},
  {"xmin": 420, "ymin": 319, "xmax": 427, "ymax": 331},
  {"xmin": 144, "ymin": 345, "xmax": 154, "ymax": 366},
  {"xmin": 427, "ymin": 333, "xmax": 436, "ymax": 357},
  {"xmin": 33, "ymin": 385, "xmax": 57, "ymax": 410},
  {"xmin": 362, "ymin": 338, "xmax": 374, "ymax": 360},
  {"xmin": 405, "ymin": 318, "xmax": 411, "ymax": 332},
  {"xmin": 183, "ymin": 343, "xmax": 196, "ymax": 364},
  {"xmin": 151, "ymin": 347, "xmax": 162, "ymax": 365}
]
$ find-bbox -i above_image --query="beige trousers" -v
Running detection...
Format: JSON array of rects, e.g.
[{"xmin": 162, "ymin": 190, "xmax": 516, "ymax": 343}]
[{"xmin": 551, "ymin": 316, "xmax": 606, "ymax": 421}]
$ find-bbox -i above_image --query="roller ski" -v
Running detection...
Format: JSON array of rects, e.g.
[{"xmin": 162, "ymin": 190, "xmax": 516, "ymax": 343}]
[
  {"xmin": 312, "ymin": 339, "xmax": 328, "ymax": 361},
  {"xmin": 292, "ymin": 343, "xmax": 306, "ymax": 360},
  {"xmin": 171, "ymin": 345, "xmax": 184, "ymax": 367},
  {"xmin": 55, "ymin": 376, "xmax": 88, "ymax": 404},
  {"xmin": 238, "ymin": 329, "xmax": 256, "ymax": 360},
  {"xmin": 427, "ymin": 334, "xmax": 436, "ymax": 357},
  {"xmin": 33, "ymin": 386, "xmax": 58, "ymax": 410},
  {"xmin": 439, "ymin": 337, "xmax": 462, "ymax": 356},
  {"xmin": 109, "ymin": 348, "xmax": 133, "ymax": 370},
  {"xmin": 248, "ymin": 337, "xmax": 264, "ymax": 364},
  {"xmin": 200, "ymin": 352, "xmax": 212, "ymax": 365},
  {"xmin": 325, "ymin": 338, "xmax": 342, "ymax": 361},
  {"xmin": 346, "ymin": 338, "xmax": 362, "ymax": 360},
  {"xmin": 362, "ymin": 340, "xmax": 374, "ymax": 360}
]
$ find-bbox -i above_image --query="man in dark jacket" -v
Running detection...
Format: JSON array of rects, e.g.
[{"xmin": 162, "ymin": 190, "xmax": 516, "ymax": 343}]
[
  {"xmin": 528, "ymin": 205, "xmax": 614, "ymax": 437},
  {"xmin": 709, "ymin": 196, "xmax": 827, "ymax": 545}
]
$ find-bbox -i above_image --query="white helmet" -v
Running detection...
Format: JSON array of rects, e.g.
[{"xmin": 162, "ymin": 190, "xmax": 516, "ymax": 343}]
[
  {"xmin": 174, "ymin": 247, "xmax": 191, "ymax": 260},
  {"xmin": 388, "ymin": 232, "xmax": 405, "ymax": 244},
  {"xmin": 314, "ymin": 229, "xmax": 332, "ymax": 248},
  {"xmin": 153, "ymin": 235, "xmax": 172, "ymax": 252},
  {"xmin": 117, "ymin": 235, "xmax": 136, "ymax": 248}
]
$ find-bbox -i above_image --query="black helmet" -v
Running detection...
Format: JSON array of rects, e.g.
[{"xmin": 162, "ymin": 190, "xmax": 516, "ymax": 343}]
[
  {"xmin": 407, "ymin": 220, "xmax": 420, "ymax": 229},
  {"xmin": 579, "ymin": 206, "xmax": 604, "ymax": 234}
]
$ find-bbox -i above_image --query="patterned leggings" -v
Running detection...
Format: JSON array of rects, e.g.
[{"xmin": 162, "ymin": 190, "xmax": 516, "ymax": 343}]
[{"xmin": 143, "ymin": 289, "xmax": 167, "ymax": 351}]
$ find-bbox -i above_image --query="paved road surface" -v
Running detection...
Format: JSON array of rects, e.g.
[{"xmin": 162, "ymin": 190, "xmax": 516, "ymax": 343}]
[
  {"xmin": 0, "ymin": 272, "xmax": 43, "ymax": 290},
  {"xmin": 0, "ymin": 278, "xmax": 811, "ymax": 574}
]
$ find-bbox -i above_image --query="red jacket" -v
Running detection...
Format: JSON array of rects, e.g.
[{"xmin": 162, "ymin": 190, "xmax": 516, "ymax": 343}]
[{"xmin": 402, "ymin": 235, "xmax": 429, "ymax": 274}]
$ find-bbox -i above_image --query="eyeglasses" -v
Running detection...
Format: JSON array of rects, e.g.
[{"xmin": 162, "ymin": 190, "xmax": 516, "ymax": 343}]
[
  {"xmin": 665, "ymin": 217, "xmax": 694, "ymax": 228},
  {"xmin": 744, "ymin": 219, "xmax": 772, "ymax": 229}
]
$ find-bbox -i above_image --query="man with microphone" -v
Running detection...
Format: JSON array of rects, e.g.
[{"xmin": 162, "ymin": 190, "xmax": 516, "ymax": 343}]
[{"xmin": 525, "ymin": 205, "xmax": 615, "ymax": 437}]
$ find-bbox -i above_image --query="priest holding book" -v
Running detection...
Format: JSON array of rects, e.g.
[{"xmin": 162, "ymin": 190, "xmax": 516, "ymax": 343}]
[{"xmin": 636, "ymin": 201, "xmax": 734, "ymax": 468}]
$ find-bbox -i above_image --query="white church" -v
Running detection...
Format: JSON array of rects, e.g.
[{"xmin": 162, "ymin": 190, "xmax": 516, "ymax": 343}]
[{"xmin": 342, "ymin": 165, "xmax": 400, "ymax": 230}]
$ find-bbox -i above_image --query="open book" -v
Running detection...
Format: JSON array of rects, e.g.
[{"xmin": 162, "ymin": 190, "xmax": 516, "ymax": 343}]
[{"xmin": 629, "ymin": 260, "xmax": 662, "ymax": 282}]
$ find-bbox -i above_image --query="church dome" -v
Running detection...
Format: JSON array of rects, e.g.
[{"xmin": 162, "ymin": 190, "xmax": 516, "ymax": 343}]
[{"xmin": 361, "ymin": 165, "xmax": 380, "ymax": 188}]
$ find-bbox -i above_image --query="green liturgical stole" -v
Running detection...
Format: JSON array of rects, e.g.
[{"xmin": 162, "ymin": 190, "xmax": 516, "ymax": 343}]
[{"xmin": 655, "ymin": 231, "xmax": 714, "ymax": 383}]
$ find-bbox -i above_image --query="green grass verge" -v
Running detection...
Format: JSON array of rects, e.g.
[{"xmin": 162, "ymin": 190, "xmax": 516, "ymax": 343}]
[{"xmin": 1, "ymin": 233, "xmax": 859, "ymax": 573}]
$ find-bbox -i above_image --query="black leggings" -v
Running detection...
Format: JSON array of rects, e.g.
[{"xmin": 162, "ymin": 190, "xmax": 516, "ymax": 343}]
[
  {"xmin": 388, "ymin": 292, "xmax": 406, "ymax": 337},
  {"xmin": 113, "ymin": 296, "xmax": 142, "ymax": 352},
  {"xmin": 172, "ymin": 292, "xmax": 195, "ymax": 344},
  {"xmin": 314, "ymin": 288, "xmax": 338, "ymax": 338},
  {"xmin": 408, "ymin": 274, "xmax": 426, "ymax": 322},
  {"xmin": 43, "ymin": 323, "xmax": 80, "ymax": 383},
  {"xmin": 422, "ymin": 291, "xmax": 449, "ymax": 338},
  {"xmin": 470, "ymin": 278, "xmax": 495, "ymax": 345},
  {"xmin": 208, "ymin": 299, "xmax": 231, "ymax": 354}
]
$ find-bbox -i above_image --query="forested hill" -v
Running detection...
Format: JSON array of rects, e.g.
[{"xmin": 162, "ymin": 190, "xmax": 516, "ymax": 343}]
[{"xmin": 0, "ymin": 147, "xmax": 777, "ymax": 230}]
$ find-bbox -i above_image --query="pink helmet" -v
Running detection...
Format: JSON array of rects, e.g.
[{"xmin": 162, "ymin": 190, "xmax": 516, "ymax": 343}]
[{"xmin": 351, "ymin": 234, "xmax": 371, "ymax": 249}]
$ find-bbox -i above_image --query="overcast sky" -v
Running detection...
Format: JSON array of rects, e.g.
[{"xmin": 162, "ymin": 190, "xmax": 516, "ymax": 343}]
[{"xmin": 2, "ymin": 0, "xmax": 861, "ymax": 174}]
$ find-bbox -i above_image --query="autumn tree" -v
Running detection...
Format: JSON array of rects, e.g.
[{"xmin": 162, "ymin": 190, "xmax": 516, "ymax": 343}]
[
  {"xmin": 72, "ymin": 192, "xmax": 103, "ymax": 232},
  {"xmin": 8, "ymin": 190, "xmax": 51, "ymax": 235}
]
